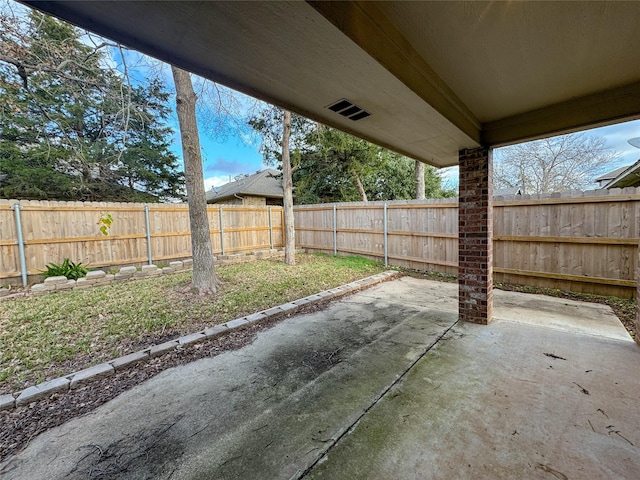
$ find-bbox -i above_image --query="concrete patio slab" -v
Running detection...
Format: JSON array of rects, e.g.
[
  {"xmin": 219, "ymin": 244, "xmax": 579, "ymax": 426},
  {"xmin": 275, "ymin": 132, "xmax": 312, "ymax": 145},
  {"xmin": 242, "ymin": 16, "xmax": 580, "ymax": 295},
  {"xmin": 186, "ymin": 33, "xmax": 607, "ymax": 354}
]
[
  {"xmin": 307, "ymin": 311, "xmax": 640, "ymax": 480},
  {"xmin": 1, "ymin": 277, "xmax": 638, "ymax": 480}
]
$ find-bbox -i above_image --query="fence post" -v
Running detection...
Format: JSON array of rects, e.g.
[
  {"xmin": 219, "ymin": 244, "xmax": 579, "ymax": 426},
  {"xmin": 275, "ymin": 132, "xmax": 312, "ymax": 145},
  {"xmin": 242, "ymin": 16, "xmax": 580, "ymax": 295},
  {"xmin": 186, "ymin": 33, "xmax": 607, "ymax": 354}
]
[
  {"xmin": 12, "ymin": 203, "xmax": 28, "ymax": 287},
  {"xmin": 383, "ymin": 202, "xmax": 388, "ymax": 267},
  {"xmin": 144, "ymin": 205, "xmax": 153, "ymax": 265},
  {"xmin": 268, "ymin": 207, "xmax": 273, "ymax": 249},
  {"xmin": 219, "ymin": 207, "xmax": 225, "ymax": 255},
  {"xmin": 333, "ymin": 203, "xmax": 337, "ymax": 255}
]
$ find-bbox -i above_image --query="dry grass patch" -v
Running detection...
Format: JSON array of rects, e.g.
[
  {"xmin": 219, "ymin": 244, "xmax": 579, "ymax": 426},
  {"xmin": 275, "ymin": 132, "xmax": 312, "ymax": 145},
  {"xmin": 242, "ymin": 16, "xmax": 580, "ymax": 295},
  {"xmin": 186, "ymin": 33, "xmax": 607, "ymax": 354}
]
[{"xmin": 0, "ymin": 253, "xmax": 386, "ymax": 394}]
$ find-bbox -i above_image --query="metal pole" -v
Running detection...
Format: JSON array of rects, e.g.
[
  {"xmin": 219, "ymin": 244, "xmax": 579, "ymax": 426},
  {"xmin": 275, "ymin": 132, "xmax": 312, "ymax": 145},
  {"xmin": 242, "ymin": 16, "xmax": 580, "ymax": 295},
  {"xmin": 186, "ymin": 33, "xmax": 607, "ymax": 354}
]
[
  {"xmin": 268, "ymin": 207, "xmax": 273, "ymax": 249},
  {"xmin": 383, "ymin": 202, "xmax": 388, "ymax": 267},
  {"xmin": 333, "ymin": 203, "xmax": 337, "ymax": 255},
  {"xmin": 12, "ymin": 203, "xmax": 28, "ymax": 287},
  {"xmin": 219, "ymin": 207, "xmax": 225, "ymax": 255},
  {"xmin": 144, "ymin": 205, "xmax": 153, "ymax": 264}
]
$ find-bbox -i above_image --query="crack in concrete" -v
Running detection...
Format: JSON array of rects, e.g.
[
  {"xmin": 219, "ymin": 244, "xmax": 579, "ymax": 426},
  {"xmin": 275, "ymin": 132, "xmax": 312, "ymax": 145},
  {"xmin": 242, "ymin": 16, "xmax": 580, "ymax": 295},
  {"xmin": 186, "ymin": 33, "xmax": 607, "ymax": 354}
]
[{"xmin": 291, "ymin": 318, "xmax": 461, "ymax": 480}]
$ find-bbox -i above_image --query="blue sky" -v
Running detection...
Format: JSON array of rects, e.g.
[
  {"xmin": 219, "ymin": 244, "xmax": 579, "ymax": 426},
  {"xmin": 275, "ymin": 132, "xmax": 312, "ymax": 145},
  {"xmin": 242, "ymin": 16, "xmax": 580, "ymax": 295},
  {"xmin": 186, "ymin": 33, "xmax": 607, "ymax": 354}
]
[
  {"xmin": 8, "ymin": 0, "xmax": 640, "ymax": 194},
  {"xmin": 438, "ymin": 119, "xmax": 640, "ymax": 190},
  {"xmin": 190, "ymin": 133, "xmax": 264, "ymax": 191},
  {"xmin": 116, "ymin": 48, "xmax": 640, "ymax": 193},
  {"xmin": 116, "ymin": 49, "xmax": 640, "ymax": 193},
  {"xmin": 196, "ymin": 113, "xmax": 640, "ymax": 192},
  {"xmin": 117, "ymin": 52, "xmax": 267, "ymax": 191}
]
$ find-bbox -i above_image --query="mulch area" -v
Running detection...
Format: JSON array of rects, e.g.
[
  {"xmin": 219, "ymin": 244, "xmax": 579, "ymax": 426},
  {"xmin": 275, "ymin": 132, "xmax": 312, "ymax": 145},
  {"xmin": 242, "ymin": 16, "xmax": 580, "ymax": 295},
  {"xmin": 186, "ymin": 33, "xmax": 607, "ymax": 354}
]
[{"xmin": 0, "ymin": 299, "xmax": 332, "ymax": 464}]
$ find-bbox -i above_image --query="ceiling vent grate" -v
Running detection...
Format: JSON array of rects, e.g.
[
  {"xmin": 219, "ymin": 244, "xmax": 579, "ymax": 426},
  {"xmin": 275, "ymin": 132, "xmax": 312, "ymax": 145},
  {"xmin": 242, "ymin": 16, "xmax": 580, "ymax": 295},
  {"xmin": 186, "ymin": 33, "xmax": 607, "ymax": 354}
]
[{"xmin": 326, "ymin": 99, "xmax": 371, "ymax": 121}]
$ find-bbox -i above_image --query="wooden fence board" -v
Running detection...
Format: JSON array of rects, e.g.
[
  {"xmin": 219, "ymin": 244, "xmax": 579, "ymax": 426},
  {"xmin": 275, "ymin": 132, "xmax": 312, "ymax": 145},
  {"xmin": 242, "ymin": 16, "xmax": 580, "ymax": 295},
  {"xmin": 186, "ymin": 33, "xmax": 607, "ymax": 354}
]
[
  {"xmin": 295, "ymin": 190, "xmax": 639, "ymax": 298},
  {"xmin": 0, "ymin": 201, "xmax": 284, "ymax": 284},
  {"xmin": 3, "ymin": 190, "xmax": 639, "ymax": 297}
]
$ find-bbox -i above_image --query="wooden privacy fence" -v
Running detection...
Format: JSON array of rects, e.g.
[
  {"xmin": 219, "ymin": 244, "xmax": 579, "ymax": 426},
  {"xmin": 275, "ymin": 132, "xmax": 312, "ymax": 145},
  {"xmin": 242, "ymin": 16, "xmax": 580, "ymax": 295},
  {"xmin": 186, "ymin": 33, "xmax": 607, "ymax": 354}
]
[
  {"xmin": 2, "ymin": 189, "xmax": 639, "ymax": 297},
  {"xmin": 294, "ymin": 188, "xmax": 640, "ymax": 298},
  {"xmin": 0, "ymin": 200, "xmax": 284, "ymax": 285}
]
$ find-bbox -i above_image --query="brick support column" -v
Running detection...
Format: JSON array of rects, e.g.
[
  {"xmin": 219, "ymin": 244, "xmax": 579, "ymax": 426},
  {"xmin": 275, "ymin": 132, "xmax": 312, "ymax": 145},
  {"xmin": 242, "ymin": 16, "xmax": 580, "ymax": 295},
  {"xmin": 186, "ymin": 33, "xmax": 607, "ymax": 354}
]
[{"xmin": 458, "ymin": 147, "xmax": 493, "ymax": 324}]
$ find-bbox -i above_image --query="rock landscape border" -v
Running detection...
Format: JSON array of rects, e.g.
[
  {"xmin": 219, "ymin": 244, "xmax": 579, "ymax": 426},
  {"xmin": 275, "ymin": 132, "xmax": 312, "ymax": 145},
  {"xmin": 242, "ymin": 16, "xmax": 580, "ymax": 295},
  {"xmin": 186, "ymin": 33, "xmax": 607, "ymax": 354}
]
[
  {"xmin": 0, "ymin": 248, "xmax": 293, "ymax": 299},
  {"xmin": 0, "ymin": 270, "xmax": 401, "ymax": 411}
]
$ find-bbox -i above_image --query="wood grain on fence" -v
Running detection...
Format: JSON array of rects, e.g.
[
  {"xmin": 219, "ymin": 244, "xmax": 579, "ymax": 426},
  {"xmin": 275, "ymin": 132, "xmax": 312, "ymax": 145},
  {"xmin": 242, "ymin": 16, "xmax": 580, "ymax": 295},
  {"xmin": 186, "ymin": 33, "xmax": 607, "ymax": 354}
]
[
  {"xmin": 2, "ymin": 189, "xmax": 638, "ymax": 297},
  {"xmin": 295, "ymin": 189, "xmax": 640, "ymax": 298},
  {"xmin": 492, "ymin": 189, "xmax": 639, "ymax": 297},
  {"xmin": 0, "ymin": 200, "xmax": 284, "ymax": 283}
]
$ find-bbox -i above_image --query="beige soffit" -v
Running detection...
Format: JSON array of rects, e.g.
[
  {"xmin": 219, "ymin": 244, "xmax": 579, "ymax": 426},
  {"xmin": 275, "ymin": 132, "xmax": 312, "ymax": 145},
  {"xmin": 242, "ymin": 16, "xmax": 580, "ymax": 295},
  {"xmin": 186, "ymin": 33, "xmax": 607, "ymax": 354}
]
[{"xmin": 21, "ymin": 1, "xmax": 640, "ymax": 167}]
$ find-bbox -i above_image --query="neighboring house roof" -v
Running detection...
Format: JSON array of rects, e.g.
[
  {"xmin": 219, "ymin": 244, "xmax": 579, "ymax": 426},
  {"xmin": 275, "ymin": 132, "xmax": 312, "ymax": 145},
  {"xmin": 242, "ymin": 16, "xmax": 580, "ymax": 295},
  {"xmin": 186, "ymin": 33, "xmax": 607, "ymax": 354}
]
[
  {"xmin": 600, "ymin": 159, "xmax": 640, "ymax": 189},
  {"xmin": 595, "ymin": 166, "xmax": 629, "ymax": 183},
  {"xmin": 206, "ymin": 169, "xmax": 283, "ymax": 202}
]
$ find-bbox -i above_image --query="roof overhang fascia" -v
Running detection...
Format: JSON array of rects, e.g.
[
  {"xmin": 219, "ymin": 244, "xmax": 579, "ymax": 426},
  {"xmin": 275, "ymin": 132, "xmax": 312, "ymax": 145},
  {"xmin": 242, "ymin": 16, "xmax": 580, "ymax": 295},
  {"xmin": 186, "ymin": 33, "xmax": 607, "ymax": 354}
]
[
  {"xmin": 482, "ymin": 81, "xmax": 640, "ymax": 147},
  {"xmin": 308, "ymin": 1, "xmax": 482, "ymax": 145},
  {"xmin": 603, "ymin": 159, "xmax": 640, "ymax": 189},
  {"xmin": 309, "ymin": 1, "xmax": 640, "ymax": 148},
  {"xmin": 19, "ymin": 1, "xmax": 478, "ymax": 167}
]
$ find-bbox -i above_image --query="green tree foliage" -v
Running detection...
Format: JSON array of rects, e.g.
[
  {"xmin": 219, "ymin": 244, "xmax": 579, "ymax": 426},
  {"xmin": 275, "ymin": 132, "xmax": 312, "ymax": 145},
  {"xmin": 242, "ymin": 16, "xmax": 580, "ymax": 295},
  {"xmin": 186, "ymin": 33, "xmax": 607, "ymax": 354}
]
[
  {"xmin": 0, "ymin": 7, "xmax": 184, "ymax": 201},
  {"xmin": 295, "ymin": 147, "xmax": 452, "ymax": 204},
  {"xmin": 363, "ymin": 155, "xmax": 454, "ymax": 201},
  {"xmin": 248, "ymin": 108, "xmax": 453, "ymax": 204},
  {"xmin": 299, "ymin": 126, "xmax": 382, "ymax": 202},
  {"xmin": 115, "ymin": 79, "xmax": 184, "ymax": 201},
  {"xmin": 247, "ymin": 104, "xmax": 314, "ymax": 167}
]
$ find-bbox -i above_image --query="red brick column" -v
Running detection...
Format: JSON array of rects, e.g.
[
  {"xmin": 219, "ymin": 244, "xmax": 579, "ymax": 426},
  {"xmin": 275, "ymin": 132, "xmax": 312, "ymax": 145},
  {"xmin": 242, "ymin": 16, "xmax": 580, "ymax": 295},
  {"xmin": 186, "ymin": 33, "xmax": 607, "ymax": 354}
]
[{"xmin": 458, "ymin": 147, "xmax": 493, "ymax": 324}]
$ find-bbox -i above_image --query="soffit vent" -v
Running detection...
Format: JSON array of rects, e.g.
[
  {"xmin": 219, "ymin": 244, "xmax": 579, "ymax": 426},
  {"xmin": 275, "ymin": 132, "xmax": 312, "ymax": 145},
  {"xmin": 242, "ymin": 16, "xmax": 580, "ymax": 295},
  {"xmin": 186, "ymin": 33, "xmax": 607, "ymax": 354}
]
[{"xmin": 326, "ymin": 98, "xmax": 371, "ymax": 121}]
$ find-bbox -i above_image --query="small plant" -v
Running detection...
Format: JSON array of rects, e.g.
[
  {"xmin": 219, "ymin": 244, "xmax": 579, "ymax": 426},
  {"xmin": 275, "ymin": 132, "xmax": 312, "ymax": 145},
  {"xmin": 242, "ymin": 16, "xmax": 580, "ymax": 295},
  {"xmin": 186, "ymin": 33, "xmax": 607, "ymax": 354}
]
[
  {"xmin": 97, "ymin": 213, "xmax": 113, "ymax": 236},
  {"xmin": 41, "ymin": 259, "xmax": 89, "ymax": 280}
]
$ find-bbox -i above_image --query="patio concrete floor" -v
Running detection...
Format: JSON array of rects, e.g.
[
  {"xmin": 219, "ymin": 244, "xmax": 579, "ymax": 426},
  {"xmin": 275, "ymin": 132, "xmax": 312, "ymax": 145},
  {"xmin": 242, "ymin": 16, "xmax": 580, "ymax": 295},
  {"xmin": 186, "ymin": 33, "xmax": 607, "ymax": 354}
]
[{"xmin": 1, "ymin": 276, "xmax": 639, "ymax": 480}]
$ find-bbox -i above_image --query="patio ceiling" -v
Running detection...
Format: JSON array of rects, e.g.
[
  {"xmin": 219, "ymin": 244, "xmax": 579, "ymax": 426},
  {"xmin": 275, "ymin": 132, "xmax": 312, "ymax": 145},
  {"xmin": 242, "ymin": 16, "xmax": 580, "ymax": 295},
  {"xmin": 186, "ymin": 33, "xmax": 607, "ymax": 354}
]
[{"xmin": 23, "ymin": 1, "xmax": 640, "ymax": 168}]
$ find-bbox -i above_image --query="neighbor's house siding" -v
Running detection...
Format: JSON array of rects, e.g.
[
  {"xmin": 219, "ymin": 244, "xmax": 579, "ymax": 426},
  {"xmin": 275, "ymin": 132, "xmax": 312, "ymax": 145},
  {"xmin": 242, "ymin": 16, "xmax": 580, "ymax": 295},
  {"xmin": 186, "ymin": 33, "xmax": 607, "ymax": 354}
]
[
  {"xmin": 209, "ymin": 195, "xmax": 267, "ymax": 206},
  {"xmin": 243, "ymin": 195, "xmax": 267, "ymax": 206}
]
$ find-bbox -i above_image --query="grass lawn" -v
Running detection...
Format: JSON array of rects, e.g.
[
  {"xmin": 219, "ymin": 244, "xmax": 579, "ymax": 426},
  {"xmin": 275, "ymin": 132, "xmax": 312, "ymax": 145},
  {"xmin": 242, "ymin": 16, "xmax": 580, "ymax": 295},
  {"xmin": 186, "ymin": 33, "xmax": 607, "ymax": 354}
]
[{"xmin": 0, "ymin": 253, "xmax": 387, "ymax": 394}]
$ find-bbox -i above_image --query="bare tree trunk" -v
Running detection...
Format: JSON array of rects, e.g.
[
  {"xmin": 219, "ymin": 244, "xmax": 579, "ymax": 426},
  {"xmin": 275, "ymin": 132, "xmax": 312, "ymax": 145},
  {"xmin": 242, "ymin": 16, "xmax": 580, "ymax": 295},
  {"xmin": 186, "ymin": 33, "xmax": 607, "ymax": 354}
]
[
  {"xmin": 282, "ymin": 110, "xmax": 296, "ymax": 265},
  {"xmin": 353, "ymin": 172, "xmax": 368, "ymax": 202},
  {"xmin": 415, "ymin": 159, "xmax": 425, "ymax": 200},
  {"xmin": 171, "ymin": 65, "xmax": 217, "ymax": 294}
]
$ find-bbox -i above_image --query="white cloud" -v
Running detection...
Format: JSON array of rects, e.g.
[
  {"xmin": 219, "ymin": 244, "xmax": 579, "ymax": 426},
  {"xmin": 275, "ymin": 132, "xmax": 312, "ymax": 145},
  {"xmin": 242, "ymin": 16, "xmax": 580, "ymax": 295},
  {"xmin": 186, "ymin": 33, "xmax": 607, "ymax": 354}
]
[{"xmin": 203, "ymin": 175, "xmax": 231, "ymax": 192}]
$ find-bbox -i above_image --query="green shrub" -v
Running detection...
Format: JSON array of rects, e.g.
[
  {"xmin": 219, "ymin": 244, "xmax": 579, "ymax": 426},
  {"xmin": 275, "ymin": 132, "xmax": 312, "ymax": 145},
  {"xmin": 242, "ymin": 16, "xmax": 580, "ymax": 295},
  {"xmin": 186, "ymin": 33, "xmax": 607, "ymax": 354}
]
[{"xmin": 41, "ymin": 259, "xmax": 89, "ymax": 280}]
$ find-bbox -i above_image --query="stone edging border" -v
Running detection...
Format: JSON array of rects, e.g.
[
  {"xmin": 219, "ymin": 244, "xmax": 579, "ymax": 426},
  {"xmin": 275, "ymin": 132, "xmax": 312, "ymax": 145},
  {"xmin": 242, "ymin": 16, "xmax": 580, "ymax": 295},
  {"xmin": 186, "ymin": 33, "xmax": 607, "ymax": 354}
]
[
  {"xmin": 0, "ymin": 270, "xmax": 401, "ymax": 412},
  {"xmin": 0, "ymin": 248, "xmax": 297, "ymax": 300}
]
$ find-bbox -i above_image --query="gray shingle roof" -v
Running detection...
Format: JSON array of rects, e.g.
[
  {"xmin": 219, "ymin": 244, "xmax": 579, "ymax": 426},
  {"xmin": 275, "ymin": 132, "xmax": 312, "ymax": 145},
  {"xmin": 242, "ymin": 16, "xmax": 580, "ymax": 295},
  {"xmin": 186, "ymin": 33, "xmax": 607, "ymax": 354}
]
[
  {"xmin": 595, "ymin": 165, "xmax": 629, "ymax": 182},
  {"xmin": 206, "ymin": 169, "xmax": 283, "ymax": 202},
  {"xmin": 601, "ymin": 159, "xmax": 640, "ymax": 189}
]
